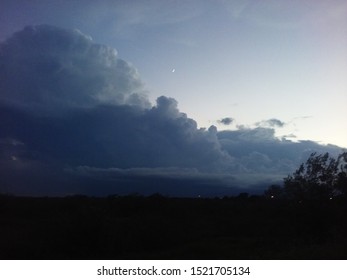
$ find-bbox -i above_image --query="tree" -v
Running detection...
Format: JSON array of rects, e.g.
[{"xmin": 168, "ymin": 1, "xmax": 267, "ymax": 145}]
[
  {"xmin": 335, "ymin": 152, "xmax": 347, "ymax": 196},
  {"xmin": 283, "ymin": 152, "xmax": 347, "ymax": 200}
]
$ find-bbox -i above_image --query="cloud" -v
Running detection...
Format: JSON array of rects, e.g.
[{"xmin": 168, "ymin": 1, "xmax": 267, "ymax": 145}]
[
  {"xmin": 0, "ymin": 25, "xmax": 231, "ymax": 184},
  {"xmin": 217, "ymin": 126, "xmax": 342, "ymax": 177},
  {"xmin": 0, "ymin": 25, "xmax": 150, "ymax": 113},
  {"xmin": 218, "ymin": 117, "xmax": 234, "ymax": 125},
  {"xmin": 0, "ymin": 25, "xmax": 344, "ymax": 196},
  {"xmin": 0, "ymin": 99, "xmax": 230, "ymax": 172},
  {"xmin": 282, "ymin": 133, "xmax": 297, "ymax": 139},
  {"xmin": 220, "ymin": 126, "xmax": 277, "ymax": 143},
  {"xmin": 256, "ymin": 118, "xmax": 285, "ymax": 128}
]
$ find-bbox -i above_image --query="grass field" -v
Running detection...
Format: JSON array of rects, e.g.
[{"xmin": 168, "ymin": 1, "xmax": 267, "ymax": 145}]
[{"xmin": 1, "ymin": 194, "xmax": 346, "ymax": 259}]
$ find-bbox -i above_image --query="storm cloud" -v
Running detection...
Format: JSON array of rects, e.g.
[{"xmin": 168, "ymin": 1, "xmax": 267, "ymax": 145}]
[
  {"xmin": 0, "ymin": 25, "xmax": 149, "ymax": 112},
  {"xmin": 0, "ymin": 25, "xmax": 343, "ymax": 196}
]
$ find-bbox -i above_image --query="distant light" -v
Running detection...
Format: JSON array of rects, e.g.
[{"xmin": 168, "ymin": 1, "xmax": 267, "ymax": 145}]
[
  {"xmin": 198, "ymin": 194, "xmax": 201, "ymax": 198},
  {"xmin": 271, "ymin": 195, "xmax": 274, "ymax": 199},
  {"xmin": 329, "ymin": 197, "xmax": 333, "ymax": 200},
  {"xmin": 11, "ymin": 156, "xmax": 17, "ymax": 161}
]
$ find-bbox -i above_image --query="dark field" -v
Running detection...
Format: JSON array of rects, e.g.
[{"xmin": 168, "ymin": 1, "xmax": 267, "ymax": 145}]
[{"xmin": 1, "ymin": 194, "xmax": 347, "ymax": 259}]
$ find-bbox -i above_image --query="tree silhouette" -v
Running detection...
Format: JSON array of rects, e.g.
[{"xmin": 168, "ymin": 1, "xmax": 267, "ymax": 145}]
[
  {"xmin": 283, "ymin": 152, "xmax": 347, "ymax": 200},
  {"xmin": 335, "ymin": 152, "xmax": 347, "ymax": 196}
]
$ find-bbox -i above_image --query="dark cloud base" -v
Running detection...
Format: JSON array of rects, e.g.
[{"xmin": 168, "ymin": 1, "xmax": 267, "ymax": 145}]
[
  {"xmin": 0, "ymin": 25, "xmax": 344, "ymax": 197},
  {"xmin": 1, "ymin": 164, "xmax": 248, "ymax": 197}
]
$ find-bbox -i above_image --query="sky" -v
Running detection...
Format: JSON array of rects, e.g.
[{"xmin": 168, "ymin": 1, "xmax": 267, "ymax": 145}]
[{"xmin": 0, "ymin": 0, "xmax": 346, "ymax": 196}]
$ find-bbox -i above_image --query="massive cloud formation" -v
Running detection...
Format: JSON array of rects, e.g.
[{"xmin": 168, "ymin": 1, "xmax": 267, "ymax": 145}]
[
  {"xmin": 0, "ymin": 25, "xmax": 343, "ymax": 196},
  {"xmin": 0, "ymin": 25, "xmax": 232, "ymax": 195}
]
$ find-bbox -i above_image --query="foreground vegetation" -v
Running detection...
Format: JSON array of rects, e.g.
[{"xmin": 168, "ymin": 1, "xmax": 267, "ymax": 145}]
[{"xmin": 0, "ymin": 193, "xmax": 346, "ymax": 259}]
